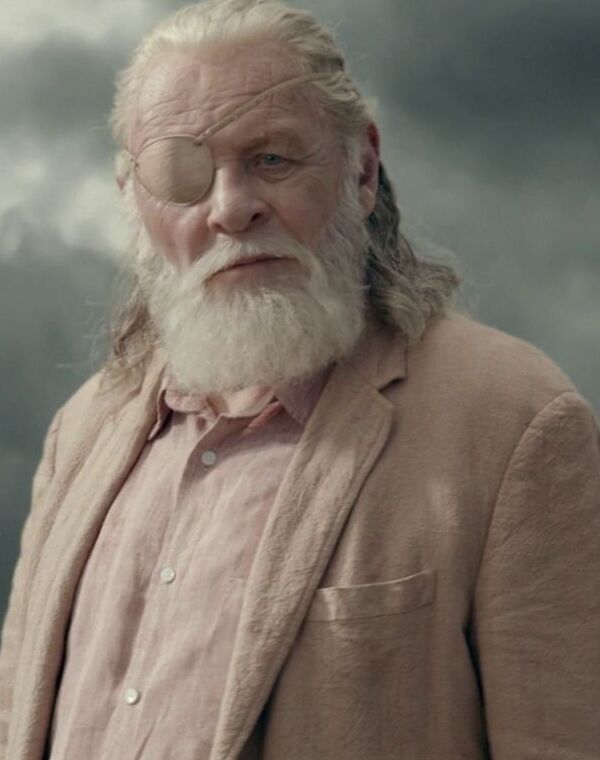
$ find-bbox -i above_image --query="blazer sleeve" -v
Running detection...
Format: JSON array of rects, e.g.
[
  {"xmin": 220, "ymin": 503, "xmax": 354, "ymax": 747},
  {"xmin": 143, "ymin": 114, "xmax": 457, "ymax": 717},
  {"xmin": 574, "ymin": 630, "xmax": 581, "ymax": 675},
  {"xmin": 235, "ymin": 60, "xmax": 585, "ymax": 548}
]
[
  {"xmin": 471, "ymin": 390, "xmax": 600, "ymax": 758},
  {"xmin": 0, "ymin": 407, "xmax": 62, "ymax": 757}
]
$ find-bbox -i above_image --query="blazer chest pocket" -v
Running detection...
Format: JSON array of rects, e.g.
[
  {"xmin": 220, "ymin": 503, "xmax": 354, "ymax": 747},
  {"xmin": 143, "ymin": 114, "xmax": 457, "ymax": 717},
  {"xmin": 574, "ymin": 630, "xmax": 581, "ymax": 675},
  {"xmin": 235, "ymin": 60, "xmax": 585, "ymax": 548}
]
[
  {"xmin": 277, "ymin": 570, "xmax": 437, "ymax": 756},
  {"xmin": 305, "ymin": 568, "xmax": 436, "ymax": 622}
]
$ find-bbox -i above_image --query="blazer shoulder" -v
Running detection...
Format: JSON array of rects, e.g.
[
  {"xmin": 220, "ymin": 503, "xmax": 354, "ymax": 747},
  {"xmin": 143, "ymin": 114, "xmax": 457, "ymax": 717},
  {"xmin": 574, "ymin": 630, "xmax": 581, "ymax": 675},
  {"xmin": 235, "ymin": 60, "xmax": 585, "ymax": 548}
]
[
  {"xmin": 57, "ymin": 368, "xmax": 123, "ymax": 431},
  {"xmin": 410, "ymin": 310, "xmax": 583, "ymax": 420},
  {"xmin": 51, "ymin": 354, "xmax": 166, "ymax": 464},
  {"xmin": 62, "ymin": 368, "xmax": 108, "ymax": 412}
]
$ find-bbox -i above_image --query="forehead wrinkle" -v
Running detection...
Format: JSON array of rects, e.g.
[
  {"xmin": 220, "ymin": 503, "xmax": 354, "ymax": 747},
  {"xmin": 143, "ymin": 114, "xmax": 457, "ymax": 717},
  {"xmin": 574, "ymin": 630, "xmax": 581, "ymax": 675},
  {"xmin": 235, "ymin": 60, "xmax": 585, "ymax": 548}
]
[
  {"xmin": 200, "ymin": 80, "xmax": 322, "ymax": 140},
  {"xmin": 202, "ymin": 90, "xmax": 330, "ymax": 160},
  {"xmin": 139, "ymin": 44, "xmax": 304, "ymax": 121},
  {"xmin": 133, "ymin": 49, "xmax": 324, "ymax": 151},
  {"xmin": 208, "ymin": 80, "xmax": 329, "ymax": 144}
]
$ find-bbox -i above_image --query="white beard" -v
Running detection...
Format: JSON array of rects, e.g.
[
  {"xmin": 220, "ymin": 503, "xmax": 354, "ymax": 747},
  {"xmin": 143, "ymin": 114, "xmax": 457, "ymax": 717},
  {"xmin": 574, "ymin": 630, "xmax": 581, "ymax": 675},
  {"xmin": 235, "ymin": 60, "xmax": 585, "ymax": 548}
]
[{"xmin": 135, "ymin": 174, "xmax": 370, "ymax": 394}]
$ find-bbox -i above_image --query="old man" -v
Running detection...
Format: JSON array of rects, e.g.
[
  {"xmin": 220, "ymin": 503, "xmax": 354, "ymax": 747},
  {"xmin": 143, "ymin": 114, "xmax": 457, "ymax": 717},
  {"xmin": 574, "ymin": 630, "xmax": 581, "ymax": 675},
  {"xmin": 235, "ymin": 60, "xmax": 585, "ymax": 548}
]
[{"xmin": 1, "ymin": 0, "xmax": 599, "ymax": 758}]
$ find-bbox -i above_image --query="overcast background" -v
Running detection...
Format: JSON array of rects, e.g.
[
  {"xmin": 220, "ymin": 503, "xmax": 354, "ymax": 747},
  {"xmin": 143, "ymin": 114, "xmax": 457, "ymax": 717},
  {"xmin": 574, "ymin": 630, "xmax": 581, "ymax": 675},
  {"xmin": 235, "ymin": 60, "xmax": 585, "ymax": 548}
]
[{"xmin": 1, "ymin": 0, "xmax": 599, "ymax": 621}]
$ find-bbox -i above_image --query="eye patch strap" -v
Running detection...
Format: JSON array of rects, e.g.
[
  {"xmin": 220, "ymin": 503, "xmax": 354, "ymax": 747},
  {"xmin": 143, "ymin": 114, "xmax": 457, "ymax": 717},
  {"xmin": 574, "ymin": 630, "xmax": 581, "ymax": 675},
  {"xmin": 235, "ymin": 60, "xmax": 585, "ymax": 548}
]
[
  {"xmin": 192, "ymin": 71, "xmax": 334, "ymax": 144},
  {"xmin": 124, "ymin": 71, "xmax": 336, "ymax": 168}
]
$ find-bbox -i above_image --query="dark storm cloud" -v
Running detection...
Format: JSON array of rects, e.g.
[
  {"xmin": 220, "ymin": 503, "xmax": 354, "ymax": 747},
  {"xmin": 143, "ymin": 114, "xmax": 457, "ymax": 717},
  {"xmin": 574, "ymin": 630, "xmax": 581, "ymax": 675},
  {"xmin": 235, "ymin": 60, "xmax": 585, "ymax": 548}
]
[
  {"xmin": 0, "ymin": 31, "xmax": 127, "ymax": 154},
  {"xmin": 0, "ymin": 227, "xmax": 117, "ymax": 619},
  {"xmin": 334, "ymin": 0, "xmax": 600, "ymax": 182}
]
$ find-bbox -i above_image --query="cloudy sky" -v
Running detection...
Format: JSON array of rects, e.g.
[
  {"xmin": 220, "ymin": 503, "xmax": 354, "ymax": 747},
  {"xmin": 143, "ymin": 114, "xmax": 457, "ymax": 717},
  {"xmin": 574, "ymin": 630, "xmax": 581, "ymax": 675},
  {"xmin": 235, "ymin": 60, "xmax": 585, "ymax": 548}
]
[{"xmin": 1, "ymin": 0, "xmax": 599, "ymax": 617}]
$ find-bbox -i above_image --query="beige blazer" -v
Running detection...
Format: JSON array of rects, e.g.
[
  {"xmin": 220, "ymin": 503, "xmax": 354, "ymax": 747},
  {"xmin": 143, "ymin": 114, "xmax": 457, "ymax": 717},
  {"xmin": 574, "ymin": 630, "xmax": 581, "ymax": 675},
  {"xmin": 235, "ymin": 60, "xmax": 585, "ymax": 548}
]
[{"xmin": 1, "ymin": 311, "xmax": 599, "ymax": 760}]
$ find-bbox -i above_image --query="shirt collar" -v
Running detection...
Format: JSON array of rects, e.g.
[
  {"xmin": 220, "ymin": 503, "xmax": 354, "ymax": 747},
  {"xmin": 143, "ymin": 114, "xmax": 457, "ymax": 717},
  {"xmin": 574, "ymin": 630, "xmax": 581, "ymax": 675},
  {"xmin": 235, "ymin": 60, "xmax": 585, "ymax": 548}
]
[
  {"xmin": 342, "ymin": 307, "xmax": 407, "ymax": 391},
  {"xmin": 147, "ymin": 306, "xmax": 407, "ymax": 442},
  {"xmin": 148, "ymin": 361, "xmax": 335, "ymax": 441}
]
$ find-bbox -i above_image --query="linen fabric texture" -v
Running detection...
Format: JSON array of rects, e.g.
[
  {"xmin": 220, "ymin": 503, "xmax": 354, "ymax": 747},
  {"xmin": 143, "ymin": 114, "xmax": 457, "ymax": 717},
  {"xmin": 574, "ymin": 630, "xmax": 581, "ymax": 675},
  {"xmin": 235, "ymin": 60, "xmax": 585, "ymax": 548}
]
[
  {"xmin": 1, "ymin": 310, "xmax": 599, "ymax": 760},
  {"xmin": 47, "ymin": 363, "xmax": 332, "ymax": 759}
]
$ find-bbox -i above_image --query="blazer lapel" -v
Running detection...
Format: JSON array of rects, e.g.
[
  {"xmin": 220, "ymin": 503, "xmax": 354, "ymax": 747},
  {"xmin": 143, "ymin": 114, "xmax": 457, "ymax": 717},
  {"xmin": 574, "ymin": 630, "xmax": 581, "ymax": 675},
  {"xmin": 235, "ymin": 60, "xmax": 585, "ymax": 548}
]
[
  {"xmin": 210, "ymin": 316, "xmax": 406, "ymax": 760},
  {"xmin": 9, "ymin": 355, "xmax": 167, "ymax": 760}
]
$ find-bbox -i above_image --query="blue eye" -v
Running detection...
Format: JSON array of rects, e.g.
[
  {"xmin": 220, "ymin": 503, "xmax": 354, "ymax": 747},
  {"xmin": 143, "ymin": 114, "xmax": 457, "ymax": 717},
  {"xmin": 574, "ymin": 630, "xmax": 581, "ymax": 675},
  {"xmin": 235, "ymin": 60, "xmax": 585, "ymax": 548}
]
[{"xmin": 261, "ymin": 153, "xmax": 287, "ymax": 167}]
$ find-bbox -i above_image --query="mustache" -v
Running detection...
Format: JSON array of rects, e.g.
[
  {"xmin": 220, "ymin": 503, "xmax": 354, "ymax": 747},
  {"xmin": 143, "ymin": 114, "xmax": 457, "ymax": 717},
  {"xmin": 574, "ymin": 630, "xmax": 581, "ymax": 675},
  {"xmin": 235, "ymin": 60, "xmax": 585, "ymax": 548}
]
[{"xmin": 180, "ymin": 232, "xmax": 313, "ymax": 287}]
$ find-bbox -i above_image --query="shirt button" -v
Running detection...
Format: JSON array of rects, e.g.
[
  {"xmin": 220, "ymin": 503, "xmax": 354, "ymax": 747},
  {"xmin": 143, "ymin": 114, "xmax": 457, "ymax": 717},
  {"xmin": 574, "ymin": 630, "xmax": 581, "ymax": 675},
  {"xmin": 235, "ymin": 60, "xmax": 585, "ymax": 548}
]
[
  {"xmin": 160, "ymin": 567, "xmax": 176, "ymax": 584},
  {"xmin": 125, "ymin": 688, "xmax": 141, "ymax": 705},
  {"xmin": 201, "ymin": 450, "xmax": 217, "ymax": 466}
]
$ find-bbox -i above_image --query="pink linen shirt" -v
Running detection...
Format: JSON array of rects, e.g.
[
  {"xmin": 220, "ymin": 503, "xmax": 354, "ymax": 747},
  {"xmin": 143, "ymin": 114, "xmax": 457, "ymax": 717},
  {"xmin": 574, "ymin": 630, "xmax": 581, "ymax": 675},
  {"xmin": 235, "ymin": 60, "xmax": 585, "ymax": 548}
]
[{"xmin": 47, "ymin": 362, "xmax": 333, "ymax": 760}]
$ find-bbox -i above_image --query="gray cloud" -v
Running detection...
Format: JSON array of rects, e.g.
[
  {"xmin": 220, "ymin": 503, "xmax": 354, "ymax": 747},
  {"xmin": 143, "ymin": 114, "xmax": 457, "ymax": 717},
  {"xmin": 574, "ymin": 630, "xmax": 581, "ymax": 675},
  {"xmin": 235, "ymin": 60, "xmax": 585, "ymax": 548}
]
[
  {"xmin": 0, "ymin": 231, "xmax": 116, "ymax": 617},
  {"xmin": 0, "ymin": 33, "xmax": 124, "ymax": 147},
  {"xmin": 320, "ymin": 0, "xmax": 600, "ymax": 182}
]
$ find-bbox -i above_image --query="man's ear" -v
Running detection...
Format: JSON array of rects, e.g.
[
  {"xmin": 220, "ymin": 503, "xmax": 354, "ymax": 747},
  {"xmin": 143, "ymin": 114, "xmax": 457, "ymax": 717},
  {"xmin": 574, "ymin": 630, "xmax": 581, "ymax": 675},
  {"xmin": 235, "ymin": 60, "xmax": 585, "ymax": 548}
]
[{"xmin": 358, "ymin": 121, "xmax": 380, "ymax": 218}]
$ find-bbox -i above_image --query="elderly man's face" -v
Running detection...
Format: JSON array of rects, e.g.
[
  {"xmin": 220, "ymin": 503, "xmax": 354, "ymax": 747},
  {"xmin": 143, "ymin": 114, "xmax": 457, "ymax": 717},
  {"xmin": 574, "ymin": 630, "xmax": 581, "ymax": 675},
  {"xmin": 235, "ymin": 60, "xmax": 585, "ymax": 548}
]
[
  {"xmin": 130, "ymin": 42, "xmax": 350, "ymax": 286},
  {"xmin": 126, "ymin": 41, "xmax": 378, "ymax": 395}
]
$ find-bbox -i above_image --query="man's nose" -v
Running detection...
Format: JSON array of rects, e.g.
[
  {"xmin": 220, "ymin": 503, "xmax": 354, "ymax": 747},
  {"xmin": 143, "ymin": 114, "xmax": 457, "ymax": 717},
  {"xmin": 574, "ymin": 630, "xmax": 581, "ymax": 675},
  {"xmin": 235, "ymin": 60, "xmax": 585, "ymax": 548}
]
[{"xmin": 205, "ymin": 165, "xmax": 269, "ymax": 235}]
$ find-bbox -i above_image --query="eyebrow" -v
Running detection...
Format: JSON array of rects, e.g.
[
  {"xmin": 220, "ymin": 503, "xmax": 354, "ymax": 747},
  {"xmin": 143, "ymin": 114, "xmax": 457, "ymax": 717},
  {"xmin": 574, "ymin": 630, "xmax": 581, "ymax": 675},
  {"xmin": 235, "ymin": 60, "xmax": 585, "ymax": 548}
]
[{"xmin": 237, "ymin": 129, "xmax": 308, "ymax": 154}]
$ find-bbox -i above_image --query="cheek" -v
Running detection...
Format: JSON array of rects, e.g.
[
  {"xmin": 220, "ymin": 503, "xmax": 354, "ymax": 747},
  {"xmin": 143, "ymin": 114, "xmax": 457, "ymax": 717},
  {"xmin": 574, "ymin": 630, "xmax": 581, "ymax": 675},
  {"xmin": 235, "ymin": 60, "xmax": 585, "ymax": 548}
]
[
  {"xmin": 276, "ymin": 175, "xmax": 340, "ymax": 247},
  {"xmin": 134, "ymin": 184, "xmax": 170, "ymax": 244},
  {"xmin": 134, "ymin": 184, "xmax": 198, "ymax": 266}
]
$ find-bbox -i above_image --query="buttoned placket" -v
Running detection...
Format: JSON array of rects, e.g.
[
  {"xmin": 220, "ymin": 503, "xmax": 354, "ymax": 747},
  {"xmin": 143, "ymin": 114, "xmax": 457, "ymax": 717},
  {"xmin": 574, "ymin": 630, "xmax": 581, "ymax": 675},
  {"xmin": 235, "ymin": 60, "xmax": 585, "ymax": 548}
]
[{"xmin": 118, "ymin": 410, "xmax": 258, "ymax": 718}]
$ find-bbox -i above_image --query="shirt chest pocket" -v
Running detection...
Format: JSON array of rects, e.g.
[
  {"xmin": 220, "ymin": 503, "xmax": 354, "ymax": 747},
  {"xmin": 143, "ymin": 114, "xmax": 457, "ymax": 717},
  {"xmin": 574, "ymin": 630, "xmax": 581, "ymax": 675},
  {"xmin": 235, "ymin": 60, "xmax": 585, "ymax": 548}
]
[{"xmin": 304, "ymin": 568, "xmax": 436, "ymax": 622}]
